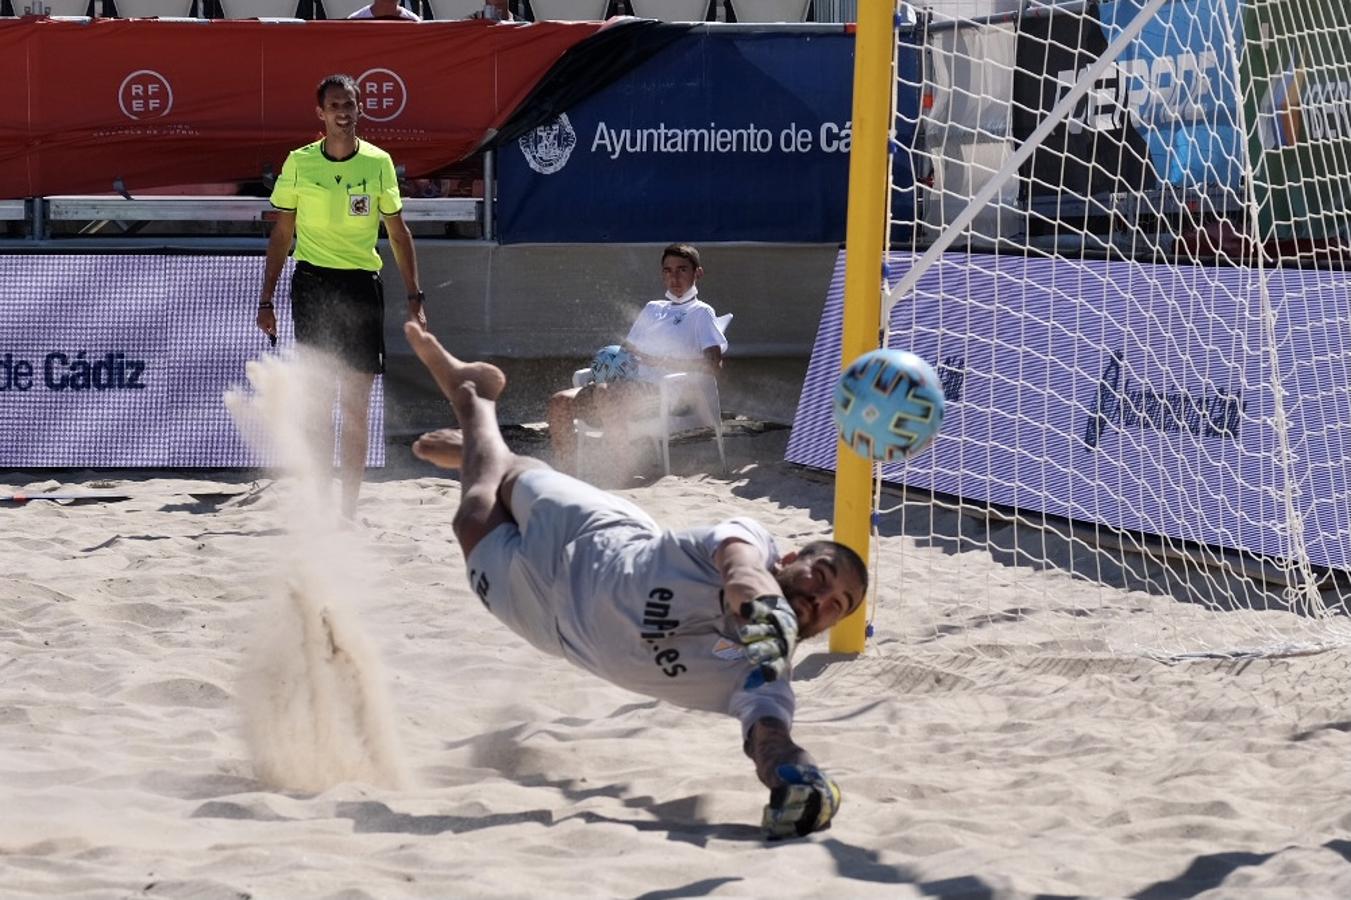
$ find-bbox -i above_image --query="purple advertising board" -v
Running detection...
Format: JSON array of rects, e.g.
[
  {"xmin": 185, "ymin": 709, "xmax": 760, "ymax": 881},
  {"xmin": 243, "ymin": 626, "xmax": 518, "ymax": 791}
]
[
  {"xmin": 0, "ymin": 255, "xmax": 384, "ymax": 468},
  {"xmin": 786, "ymin": 250, "xmax": 1351, "ymax": 571}
]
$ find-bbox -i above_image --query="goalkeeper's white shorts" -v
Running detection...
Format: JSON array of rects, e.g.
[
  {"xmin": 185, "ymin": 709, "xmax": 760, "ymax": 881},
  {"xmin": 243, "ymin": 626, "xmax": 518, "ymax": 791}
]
[{"xmin": 462, "ymin": 467, "xmax": 658, "ymax": 659}]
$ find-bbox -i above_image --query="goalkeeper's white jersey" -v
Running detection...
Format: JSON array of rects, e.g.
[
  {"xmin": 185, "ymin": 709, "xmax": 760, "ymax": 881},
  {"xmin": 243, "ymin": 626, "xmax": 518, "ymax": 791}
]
[
  {"xmin": 557, "ymin": 515, "xmax": 795, "ymax": 738},
  {"xmin": 464, "ymin": 469, "xmax": 795, "ymax": 737}
]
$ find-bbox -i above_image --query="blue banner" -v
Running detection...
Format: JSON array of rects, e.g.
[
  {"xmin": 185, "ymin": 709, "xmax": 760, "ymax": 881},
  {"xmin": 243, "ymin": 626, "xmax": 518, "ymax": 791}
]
[
  {"xmin": 497, "ymin": 30, "xmax": 922, "ymax": 244},
  {"xmin": 1099, "ymin": 0, "xmax": 1246, "ymax": 196}
]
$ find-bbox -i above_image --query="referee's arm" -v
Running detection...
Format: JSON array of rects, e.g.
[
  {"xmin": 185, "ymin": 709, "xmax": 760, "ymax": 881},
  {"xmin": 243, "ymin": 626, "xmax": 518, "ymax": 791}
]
[
  {"xmin": 385, "ymin": 210, "xmax": 425, "ymax": 328},
  {"xmin": 257, "ymin": 210, "xmax": 296, "ymax": 338}
]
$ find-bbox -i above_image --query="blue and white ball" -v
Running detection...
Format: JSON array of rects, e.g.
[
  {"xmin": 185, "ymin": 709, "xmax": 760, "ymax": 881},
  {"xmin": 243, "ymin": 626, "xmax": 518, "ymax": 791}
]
[
  {"xmin": 590, "ymin": 344, "xmax": 639, "ymax": 384},
  {"xmin": 833, "ymin": 348, "xmax": 945, "ymax": 461}
]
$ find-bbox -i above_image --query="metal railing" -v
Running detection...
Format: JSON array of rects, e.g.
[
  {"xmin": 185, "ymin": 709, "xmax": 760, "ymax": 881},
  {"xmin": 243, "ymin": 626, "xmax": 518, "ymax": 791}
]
[{"xmin": 6, "ymin": 195, "xmax": 482, "ymax": 241}]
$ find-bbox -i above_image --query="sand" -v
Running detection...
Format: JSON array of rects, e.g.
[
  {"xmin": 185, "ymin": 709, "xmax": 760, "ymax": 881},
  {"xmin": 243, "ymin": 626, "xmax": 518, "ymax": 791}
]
[{"xmin": 5, "ymin": 377, "xmax": 1351, "ymax": 899}]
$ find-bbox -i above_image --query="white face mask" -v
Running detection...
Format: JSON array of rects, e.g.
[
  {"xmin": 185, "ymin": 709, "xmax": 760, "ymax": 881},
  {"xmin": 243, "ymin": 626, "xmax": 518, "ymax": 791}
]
[{"xmin": 665, "ymin": 285, "xmax": 699, "ymax": 305}]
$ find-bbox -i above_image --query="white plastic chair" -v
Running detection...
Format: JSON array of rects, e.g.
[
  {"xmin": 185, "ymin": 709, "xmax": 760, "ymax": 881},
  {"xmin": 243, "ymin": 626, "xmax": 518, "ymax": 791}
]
[
  {"xmin": 113, "ymin": 1, "xmax": 194, "ymax": 16},
  {"xmin": 20, "ymin": 0, "xmax": 91, "ymax": 14},
  {"xmin": 627, "ymin": 0, "xmax": 707, "ymax": 20},
  {"xmin": 529, "ymin": 0, "xmax": 605, "ymax": 19},
  {"xmin": 321, "ymin": 0, "xmax": 374, "ymax": 15},
  {"xmin": 729, "ymin": 0, "xmax": 809, "ymax": 21},
  {"xmin": 571, "ymin": 312, "xmax": 731, "ymax": 477},
  {"xmin": 426, "ymin": 0, "xmax": 483, "ymax": 17},
  {"xmin": 217, "ymin": 0, "xmax": 299, "ymax": 16}
]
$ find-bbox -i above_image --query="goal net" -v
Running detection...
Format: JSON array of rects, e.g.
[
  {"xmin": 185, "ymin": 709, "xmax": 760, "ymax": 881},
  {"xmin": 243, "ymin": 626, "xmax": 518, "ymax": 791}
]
[{"xmin": 790, "ymin": 0, "xmax": 1351, "ymax": 660}]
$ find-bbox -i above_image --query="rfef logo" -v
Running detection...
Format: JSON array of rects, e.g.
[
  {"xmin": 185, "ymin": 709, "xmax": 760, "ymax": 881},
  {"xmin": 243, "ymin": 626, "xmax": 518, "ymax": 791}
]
[
  {"xmin": 118, "ymin": 70, "xmax": 173, "ymax": 120},
  {"xmin": 357, "ymin": 68, "xmax": 406, "ymax": 122}
]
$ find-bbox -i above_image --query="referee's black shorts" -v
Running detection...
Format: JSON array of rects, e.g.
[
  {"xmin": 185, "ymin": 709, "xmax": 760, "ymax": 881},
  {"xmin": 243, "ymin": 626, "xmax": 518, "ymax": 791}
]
[{"xmin": 290, "ymin": 260, "xmax": 386, "ymax": 375}]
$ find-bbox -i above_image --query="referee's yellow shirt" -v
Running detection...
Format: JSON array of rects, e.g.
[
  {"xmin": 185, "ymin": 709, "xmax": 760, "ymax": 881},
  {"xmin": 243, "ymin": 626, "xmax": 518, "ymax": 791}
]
[{"xmin": 269, "ymin": 139, "xmax": 403, "ymax": 271}]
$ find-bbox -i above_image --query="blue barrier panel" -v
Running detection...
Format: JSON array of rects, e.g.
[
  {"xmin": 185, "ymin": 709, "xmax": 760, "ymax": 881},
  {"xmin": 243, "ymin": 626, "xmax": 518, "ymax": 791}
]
[{"xmin": 497, "ymin": 29, "xmax": 922, "ymax": 244}]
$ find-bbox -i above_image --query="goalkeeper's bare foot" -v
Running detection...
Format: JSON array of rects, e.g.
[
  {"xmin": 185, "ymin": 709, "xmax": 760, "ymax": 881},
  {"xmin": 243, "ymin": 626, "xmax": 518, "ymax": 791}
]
[
  {"xmin": 412, "ymin": 428, "xmax": 463, "ymax": 470},
  {"xmin": 404, "ymin": 321, "xmax": 506, "ymax": 402}
]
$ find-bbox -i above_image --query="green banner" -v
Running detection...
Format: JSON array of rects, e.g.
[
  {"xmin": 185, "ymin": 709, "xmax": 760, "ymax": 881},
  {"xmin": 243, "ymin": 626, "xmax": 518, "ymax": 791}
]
[{"xmin": 1245, "ymin": 0, "xmax": 1351, "ymax": 243}]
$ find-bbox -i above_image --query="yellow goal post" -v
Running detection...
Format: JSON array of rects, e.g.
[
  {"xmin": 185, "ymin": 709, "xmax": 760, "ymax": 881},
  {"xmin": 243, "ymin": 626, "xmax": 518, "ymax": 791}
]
[{"xmin": 829, "ymin": 0, "xmax": 897, "ymax": 655}]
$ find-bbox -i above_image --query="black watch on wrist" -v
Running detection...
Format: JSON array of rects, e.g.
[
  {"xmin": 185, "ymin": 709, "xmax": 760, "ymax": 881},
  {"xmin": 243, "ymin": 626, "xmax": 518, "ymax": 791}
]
[{"xmin": 408, "ymin": 290, "xmax": 425, "ymax": 303}]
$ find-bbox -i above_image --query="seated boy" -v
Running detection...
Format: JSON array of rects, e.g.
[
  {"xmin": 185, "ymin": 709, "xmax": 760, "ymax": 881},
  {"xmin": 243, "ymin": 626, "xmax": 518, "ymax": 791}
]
[{"xmin": 547, "ymin": 243, "xmax": 728, "ymax": 474}]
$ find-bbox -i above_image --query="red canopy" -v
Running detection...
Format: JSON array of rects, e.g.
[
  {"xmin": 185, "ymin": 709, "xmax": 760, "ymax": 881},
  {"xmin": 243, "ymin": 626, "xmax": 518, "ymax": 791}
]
[{"xmin": 0, "ymin": 17, "xmax": 602, "ymax": 198}]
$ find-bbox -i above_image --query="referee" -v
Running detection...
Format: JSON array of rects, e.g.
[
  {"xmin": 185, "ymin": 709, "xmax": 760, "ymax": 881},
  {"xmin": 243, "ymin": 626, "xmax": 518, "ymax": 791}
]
[{"xmin": 257, "ymin": 73, "xmax": 425, "ymax": 519}]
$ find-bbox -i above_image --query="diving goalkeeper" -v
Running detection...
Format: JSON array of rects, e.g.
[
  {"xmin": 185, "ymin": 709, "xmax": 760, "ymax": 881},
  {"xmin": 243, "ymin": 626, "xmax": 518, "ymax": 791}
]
[{"xmin": 403, "ymin": 320, "xmax": 866, "ymax": 840}]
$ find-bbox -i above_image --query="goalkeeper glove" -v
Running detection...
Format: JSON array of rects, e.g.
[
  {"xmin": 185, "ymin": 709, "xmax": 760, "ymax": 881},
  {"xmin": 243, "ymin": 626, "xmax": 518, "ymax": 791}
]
[
  {"xmin": 762, "ymin": 764, "xmax": 841, "ymax": 840},
  {"xmin": 738, "ymin": 595, "xmax": 798, "ymax": 689}
]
